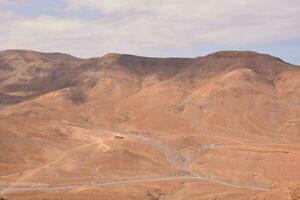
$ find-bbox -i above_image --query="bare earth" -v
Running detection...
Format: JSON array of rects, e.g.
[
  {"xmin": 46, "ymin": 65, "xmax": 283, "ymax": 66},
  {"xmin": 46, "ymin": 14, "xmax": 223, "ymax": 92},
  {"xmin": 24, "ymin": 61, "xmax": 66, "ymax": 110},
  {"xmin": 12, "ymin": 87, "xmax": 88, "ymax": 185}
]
[{"xmin": 0, "ymin": 50, "xmax": 300, "ymax": 199}]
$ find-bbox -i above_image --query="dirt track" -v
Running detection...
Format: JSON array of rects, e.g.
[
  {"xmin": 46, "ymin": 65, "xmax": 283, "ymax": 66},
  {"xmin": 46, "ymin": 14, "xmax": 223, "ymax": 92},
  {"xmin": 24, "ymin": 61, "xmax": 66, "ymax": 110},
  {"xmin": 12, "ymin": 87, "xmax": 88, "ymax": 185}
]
[
  {"xmin": 0, "ymin": 125, "xmax": 273, "ymax": 195},
  {"xmin": 0, "ymin": 175, "xmax": 270, "ymax": 194}
]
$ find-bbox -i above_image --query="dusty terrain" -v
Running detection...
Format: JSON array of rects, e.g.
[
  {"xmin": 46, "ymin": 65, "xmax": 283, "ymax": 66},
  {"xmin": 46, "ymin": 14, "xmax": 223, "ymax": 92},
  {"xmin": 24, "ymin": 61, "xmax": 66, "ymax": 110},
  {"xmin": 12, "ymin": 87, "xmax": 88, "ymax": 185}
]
[{"xmin": 0, "ymin": 50, "xmax": 300, "ymax": 199}]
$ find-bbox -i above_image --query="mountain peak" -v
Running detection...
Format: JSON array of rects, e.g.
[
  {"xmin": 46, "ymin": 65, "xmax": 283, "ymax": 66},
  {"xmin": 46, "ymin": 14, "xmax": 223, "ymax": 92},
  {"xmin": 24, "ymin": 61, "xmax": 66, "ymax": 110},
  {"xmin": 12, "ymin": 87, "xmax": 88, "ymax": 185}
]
[
  {"xmin": 205, "ymin": 50, "xmax": 285, "ymax": 63},
  {"xmin": 0, "ymin": 49, "xmax": 82, "ymax": 62},
  {"xmin": 207, "ymin": 50, "xmax": 261, "ymax": 58}
]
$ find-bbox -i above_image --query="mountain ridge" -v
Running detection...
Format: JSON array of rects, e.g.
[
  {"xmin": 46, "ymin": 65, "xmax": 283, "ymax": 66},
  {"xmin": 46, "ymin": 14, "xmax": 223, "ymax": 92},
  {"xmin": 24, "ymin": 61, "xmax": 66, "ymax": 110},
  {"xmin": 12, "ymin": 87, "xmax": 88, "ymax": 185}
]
[
  {"xmin": 1, "ymin": 49, "xmax": 296, "ymax": 63},
  {"xmin": 0, "ymin": 49, "xmax": 300, "ymax": 200}
]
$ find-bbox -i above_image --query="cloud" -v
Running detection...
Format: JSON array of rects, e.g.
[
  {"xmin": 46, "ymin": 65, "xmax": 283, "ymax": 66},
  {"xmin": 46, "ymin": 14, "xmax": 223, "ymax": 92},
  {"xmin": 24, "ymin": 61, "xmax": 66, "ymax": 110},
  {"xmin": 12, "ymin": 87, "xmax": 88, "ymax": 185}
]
[
  {"xmin": 0, "ymin": 0, "xmax": 300, "ymax": 57},
  {"xmin": 0, "ymin": 0, "xmax": 28, "ymax": 5}
]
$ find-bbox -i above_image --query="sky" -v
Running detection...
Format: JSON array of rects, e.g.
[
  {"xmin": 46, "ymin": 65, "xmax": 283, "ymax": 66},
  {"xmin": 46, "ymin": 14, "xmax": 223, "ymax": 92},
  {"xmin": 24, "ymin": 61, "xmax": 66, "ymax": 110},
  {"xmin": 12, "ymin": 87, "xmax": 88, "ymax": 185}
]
[{"xmin": 0, "ymin": 0, "xmax": 300, "ymax": 65}]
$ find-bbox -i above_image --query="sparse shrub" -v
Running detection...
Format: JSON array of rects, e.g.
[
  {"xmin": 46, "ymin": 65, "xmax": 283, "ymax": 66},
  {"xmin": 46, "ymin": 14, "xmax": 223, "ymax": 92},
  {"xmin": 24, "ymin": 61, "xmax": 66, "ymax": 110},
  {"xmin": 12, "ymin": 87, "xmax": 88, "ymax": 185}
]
[
  {"xmin": 86, "ymin": 78, "xmax": 98, "ymax": 88},
  {"xmin": 114, "ymin": 112, "xmax": 129, "ymax": 122},
  {"xmin": 66, "ymin": 87, "xmax": 87, "ymax": 104},
  {"xmin": 169, "ymin": 104, "xmax": 185, "ymax": 114}
]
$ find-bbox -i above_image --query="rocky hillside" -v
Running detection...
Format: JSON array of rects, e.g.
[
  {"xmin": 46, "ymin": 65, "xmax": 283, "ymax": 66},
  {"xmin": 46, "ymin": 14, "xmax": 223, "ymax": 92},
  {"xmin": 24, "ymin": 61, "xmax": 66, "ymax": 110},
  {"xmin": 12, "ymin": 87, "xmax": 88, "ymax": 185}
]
[{"xmin": 0, "ymin": 50, "xmax": 300, "ymax": 200}]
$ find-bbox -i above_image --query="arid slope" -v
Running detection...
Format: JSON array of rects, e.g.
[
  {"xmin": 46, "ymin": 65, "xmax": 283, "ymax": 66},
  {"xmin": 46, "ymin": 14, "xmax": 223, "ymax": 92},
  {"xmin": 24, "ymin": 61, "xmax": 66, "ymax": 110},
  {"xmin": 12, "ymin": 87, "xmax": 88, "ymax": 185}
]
[{"xmin": 0, "ymin": 50, "xmax": 300, "ymax": 199}]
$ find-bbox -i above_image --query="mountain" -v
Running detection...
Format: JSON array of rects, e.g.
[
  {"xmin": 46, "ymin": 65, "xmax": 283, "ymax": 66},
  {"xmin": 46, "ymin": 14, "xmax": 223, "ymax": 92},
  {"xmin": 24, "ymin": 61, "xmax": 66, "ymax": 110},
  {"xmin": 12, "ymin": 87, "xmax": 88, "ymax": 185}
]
[
  {"xmin": 0, "ymin": 49, "xmax": 300, "ymax": 200},
  {"xmin": 0, "ymin": 50, "xmax": 83, "ymax": 105}
]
